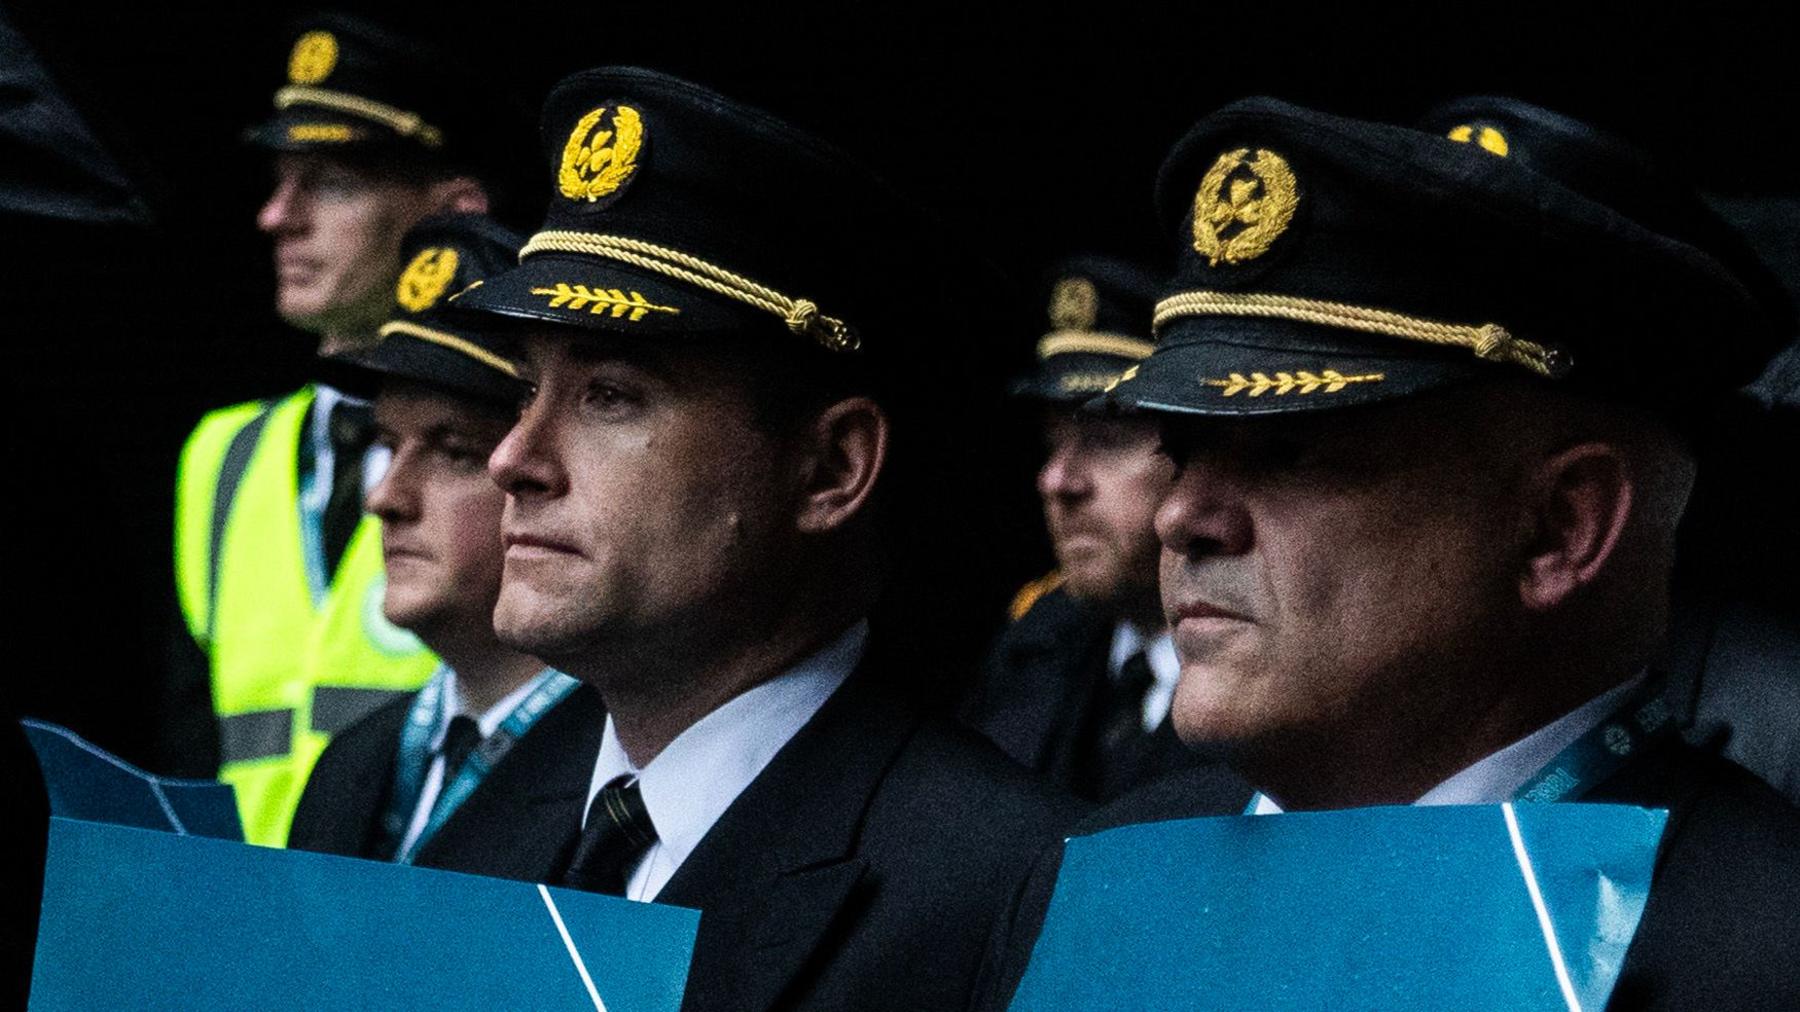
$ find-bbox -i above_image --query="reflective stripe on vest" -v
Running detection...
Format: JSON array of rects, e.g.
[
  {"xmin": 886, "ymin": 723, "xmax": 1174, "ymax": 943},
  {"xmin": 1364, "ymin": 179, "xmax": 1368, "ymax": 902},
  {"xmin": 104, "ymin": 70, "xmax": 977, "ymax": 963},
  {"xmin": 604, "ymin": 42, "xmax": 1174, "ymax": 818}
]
[{"xmin": 174, "ymin": 387, "xmax": 438, "ymax": 846}]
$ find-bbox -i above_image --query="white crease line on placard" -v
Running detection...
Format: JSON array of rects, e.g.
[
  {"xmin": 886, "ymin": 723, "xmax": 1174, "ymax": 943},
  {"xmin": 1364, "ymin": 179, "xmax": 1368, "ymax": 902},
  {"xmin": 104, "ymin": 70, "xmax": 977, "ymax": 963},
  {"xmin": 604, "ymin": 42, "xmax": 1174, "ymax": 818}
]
[
  {"xmin": 1502, "ymin": 802, "xmax": 1582, "ymax": 1012},
  {"xmin": 538, "ymin": 883, "xmax": 607, "ymax": 1012},
  {"xmin": 147, "ymin": 782, "xmax": 189, "ymax": 835}
]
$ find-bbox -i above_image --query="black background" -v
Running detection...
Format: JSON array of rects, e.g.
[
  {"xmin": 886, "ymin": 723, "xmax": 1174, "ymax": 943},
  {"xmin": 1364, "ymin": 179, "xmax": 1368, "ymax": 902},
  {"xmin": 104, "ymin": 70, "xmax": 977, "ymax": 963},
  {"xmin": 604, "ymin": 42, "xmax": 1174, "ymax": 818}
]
[{"xmin": 3, "ymin": 0, "xmax": 1796, "ymax": 765}]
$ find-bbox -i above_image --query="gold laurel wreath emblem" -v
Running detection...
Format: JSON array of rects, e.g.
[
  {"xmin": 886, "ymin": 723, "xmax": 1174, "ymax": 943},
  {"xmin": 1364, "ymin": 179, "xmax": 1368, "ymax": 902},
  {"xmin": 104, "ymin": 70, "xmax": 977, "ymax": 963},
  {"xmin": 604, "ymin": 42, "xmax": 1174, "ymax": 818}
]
[
  {"xmin": 1200, "ymin": 369, "xmax": 1383, "ymax": 397},
  {"xmin": 1048, "ymin": 276, "xmax": 1099, "ymax": 330},
  {"xmin": 395, "ymin": 248, "xmax": 461, "ymax": 313},
  {"xmin": 530, "ymin": 283, "xmax": 680, "ymax": 322},
  {"xmin": 288, "ymin": 31, "xmax": 338, "ymax": 85},
  {"xmin": 558, "ymin": 106, "xmax": 645, "ymax": 203},
  {"xmin": 1192, "ymin": 148, "xmax": 1299, "ymax": 267}
]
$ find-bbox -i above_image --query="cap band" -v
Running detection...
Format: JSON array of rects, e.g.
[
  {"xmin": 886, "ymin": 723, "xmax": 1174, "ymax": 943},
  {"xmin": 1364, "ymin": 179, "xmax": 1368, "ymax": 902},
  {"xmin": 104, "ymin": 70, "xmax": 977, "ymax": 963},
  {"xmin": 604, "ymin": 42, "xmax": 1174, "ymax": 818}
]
[
  {"xmin": 519, "ymin": 230, "xmax": 859, "ymax": 352},
  {"xmin": 274, "ymin": 85, "xmax": 444, "ymax": 148},
  {"xmin": 1036, "ymin": 331, "xmax": 1155, "ymax": 361},
  {"xmin": 376, "ymin": 320, "xmax": 522, "ymax": 378},
  {"xmin": 1154, "ymin": 290, "xmax": 1571, "ymax": 379}
]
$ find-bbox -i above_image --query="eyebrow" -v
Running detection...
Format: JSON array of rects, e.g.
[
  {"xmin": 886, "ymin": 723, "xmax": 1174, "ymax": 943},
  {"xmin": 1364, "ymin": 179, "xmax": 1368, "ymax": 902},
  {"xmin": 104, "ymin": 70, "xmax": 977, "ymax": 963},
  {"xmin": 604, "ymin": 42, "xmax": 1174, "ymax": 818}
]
[{"xmin": 564, "ymin": 339, "xmax": 678, "ymax": 382}]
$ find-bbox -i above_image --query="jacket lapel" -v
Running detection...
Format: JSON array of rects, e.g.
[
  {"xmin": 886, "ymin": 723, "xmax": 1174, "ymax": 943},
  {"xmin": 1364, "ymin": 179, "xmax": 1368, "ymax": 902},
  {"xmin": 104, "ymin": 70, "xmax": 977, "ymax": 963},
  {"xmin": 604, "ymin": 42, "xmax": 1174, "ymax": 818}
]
[{"xmin": 657, "ymin": 662, "xmax": 921, "ymax": 1012}]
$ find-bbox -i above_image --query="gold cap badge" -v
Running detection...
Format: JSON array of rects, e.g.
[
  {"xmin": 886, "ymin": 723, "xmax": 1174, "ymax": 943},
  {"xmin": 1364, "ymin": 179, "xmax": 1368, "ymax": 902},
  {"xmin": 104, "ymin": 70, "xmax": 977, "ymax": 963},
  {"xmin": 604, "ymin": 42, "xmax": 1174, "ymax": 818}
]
[
  {"xmin": 396, "ymin": 247, "xmax": 460, "ymax": 313},
  {"xmin": 1446, "ymin": 124, "xmax": 1509, "ymax": 157},
  {"xmin": 1192, "ymin": 148, "xmax": 1299, "ymax": 267},
  {"xmin": 288, "ymin": 31, "xmax": 338, "ymax": 86},
  {"xmin": 559, "ymin": 106, "xmax": 645, "ymax": 204},
  {"xmin": 1048, "ymin": 276, "xmax": 1099, "ymax": 330}
]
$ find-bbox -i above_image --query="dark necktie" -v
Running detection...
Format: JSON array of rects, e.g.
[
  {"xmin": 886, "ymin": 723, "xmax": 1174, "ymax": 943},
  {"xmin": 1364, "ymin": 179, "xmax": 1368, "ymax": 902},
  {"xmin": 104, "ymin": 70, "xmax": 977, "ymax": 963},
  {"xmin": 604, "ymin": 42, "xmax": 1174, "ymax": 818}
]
[
  {"xmin": 438, "ymin": 715, "xmax": 483, "ymax": 785},
  {"xmin": 322, "ymin": 399, "xmax": 375, "ymax": 576},
  {"xmin": 561, "ymin": 776, "xmax": 658, "ymax": 896},
  {"xmin": 1085, "ymin": 650, "xmax": 1157, "ymax": 801}
]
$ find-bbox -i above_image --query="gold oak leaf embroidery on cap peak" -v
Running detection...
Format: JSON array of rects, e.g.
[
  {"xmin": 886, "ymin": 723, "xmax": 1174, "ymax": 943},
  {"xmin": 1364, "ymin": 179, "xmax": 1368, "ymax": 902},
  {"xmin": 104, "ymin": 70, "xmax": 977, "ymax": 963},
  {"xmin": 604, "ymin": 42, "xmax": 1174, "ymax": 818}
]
[
  {"xmin": 1200, "ymin": 369, "xmax": 1384, "ymax": 397},
  {"xmin": 530, "ymin": 283, "xmax": 680, "ymax": 322}
]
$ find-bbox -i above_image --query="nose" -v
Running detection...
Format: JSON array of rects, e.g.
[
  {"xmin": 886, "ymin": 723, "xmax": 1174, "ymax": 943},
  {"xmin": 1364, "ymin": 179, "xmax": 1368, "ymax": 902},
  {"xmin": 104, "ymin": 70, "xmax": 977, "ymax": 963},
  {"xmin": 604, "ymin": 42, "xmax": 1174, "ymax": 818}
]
[
  {"xmin": 1036, "ymin": 439, "xmax": 1090, "ymax": 502},
  {"xmin": 257, "ymin": 175, "xmax": 306, "ymax": 236},
  {"xmin": 1154, "ymin": 460, "xmax": 1253, "ymax": 560},
  {"xmin": 366, "ymin": 451, "xmax": 417, "ymax": 525},
  {"xmin": 488, "ymin": 395, "xmax": 566, "ymax": 500}
]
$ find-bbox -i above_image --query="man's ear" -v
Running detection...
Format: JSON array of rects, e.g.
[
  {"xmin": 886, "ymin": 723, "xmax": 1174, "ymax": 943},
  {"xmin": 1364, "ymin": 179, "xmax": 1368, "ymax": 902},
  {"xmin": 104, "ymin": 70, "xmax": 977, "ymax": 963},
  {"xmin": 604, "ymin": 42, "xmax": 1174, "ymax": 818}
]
[
  {"xmin": 1518, "ymin": 442, "xmax": 1634, "ymax": 611},
  {"xmin": 425, "ymin": 176, "xmax": 489, "ymax": 215},
  {"xmin": 793, "ymin": 396, "xmax": 889, "ymax": 535}
]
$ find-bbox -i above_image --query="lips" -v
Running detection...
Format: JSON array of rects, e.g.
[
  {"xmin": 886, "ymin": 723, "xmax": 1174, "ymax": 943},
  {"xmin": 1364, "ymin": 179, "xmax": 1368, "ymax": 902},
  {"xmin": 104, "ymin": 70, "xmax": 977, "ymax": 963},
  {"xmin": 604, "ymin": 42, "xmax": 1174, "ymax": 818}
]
[
  {"xmin": 1169, "ymin": 599, "xmax": 1249, "ymax": 624},
  {"xmin": 504, "ymin": 531, "xmax": 583, "ymax": 557}
]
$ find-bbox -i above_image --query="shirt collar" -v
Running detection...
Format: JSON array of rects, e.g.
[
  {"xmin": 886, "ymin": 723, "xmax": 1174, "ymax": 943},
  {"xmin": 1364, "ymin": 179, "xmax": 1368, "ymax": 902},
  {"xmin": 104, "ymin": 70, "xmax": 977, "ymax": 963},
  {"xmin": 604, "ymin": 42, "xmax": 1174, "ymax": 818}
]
[
  {"xmin": 1250, "ymin": 674, "xmax": 1648, "ymax": 814},
  {"xmin": 585, "ymin": 619, "xmax": 868, "ymax": 868},
  {"xmin": 427, "ymin": 666, "xmax": 556, "ymax": 749}
]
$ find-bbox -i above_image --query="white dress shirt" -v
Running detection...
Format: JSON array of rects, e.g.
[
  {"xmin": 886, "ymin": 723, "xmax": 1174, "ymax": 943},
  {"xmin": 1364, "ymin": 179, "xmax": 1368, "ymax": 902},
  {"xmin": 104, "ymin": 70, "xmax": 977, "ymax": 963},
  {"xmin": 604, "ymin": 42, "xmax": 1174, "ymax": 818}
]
[
  {"xmin": 395, "ymin": 668, "xmax": 553, "ymax": 856},
  {"xmin": 583, "ymin": 619, "xmax": 868, "ymax": 902},
  {"xmin": 1107, "ymin": 622, "xmax": 1182, "ymax": 732},
  {"xmin": 1251, "ymin": 676, "xmax": 1647, "ymax": 815}
]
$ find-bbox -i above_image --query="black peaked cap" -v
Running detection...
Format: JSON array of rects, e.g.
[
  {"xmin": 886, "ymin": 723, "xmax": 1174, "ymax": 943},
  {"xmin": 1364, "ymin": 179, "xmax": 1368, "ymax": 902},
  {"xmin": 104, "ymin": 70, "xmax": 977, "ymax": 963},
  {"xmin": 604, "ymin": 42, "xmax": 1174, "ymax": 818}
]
[
  {"xmin": 1095, "ymin": 97, "xmax": 1786, "ymax": 420},
  {"xmin": 1011, "ymin": 254, "xmax": 1159, "ymax": 404},
  {"xmin": 321, "ymin": 213, "xmax": 529, "ymax": 406},
  {"xmin": 453, "ymin": 66, "xmax": 991, "ymax": 371}
]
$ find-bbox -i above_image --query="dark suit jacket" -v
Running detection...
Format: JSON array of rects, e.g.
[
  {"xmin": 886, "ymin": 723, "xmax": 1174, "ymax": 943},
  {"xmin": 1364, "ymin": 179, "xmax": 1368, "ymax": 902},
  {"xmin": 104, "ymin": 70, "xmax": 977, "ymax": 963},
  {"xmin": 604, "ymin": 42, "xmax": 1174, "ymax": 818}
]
[
  {"xmin": 976, "ymin": 741, "xmax": 1800, "ymax": 1011},
  {"xmin": 960, "ymin": 586, "xmax": 1236, "ymax": 802},
  {"xmin": 629, "ymin": 657, "xmax": 1090, "ymax": 1012},
  {"xmin": 288, "ymin": 684, "xmax": 605, "ymax": 882}
]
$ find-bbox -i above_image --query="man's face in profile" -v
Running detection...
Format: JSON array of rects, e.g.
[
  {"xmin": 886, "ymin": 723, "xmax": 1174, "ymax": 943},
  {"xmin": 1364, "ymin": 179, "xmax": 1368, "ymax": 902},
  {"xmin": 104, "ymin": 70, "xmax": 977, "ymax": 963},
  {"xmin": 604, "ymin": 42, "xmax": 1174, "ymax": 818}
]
[
  {"xmin": 1037, "ymin": 412, "xmax": 1172, "ymax": 617},
  {"xmin": 257, "ymin": 152, "xmax": 439, "ymax": 334},
  {"xmin": 1154, "ymin": 396, "xmax": 1522, "ymax": 754}
]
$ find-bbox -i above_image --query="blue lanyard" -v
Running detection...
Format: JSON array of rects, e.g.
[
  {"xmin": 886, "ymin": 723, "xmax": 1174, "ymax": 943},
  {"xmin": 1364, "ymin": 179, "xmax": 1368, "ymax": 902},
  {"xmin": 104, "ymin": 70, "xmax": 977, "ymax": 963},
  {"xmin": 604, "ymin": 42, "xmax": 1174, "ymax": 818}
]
[
  {"xmin": 1244, "ymin": 680, "xmax": 1677, "ymax": 813},
  {"xmin": 379, "ymin": 668, "xmax": 580, "ymax": 862}
]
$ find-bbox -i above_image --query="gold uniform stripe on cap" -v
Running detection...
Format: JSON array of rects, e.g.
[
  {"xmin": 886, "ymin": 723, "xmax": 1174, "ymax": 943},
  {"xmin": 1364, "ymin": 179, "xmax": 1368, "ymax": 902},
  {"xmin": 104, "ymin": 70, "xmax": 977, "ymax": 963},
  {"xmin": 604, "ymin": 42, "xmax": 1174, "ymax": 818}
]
[
  {"xmin": 376, "ymin": 320, "xmax": 522, "ymax": 378},
  {"xmin": 1036, "ymin": 331, "xmax": 1155, "ymax": 362},
  {"xmin": 519, "ymin": 231, "xmax": 859, "ymax": 352},
  {"xmin": 274, "ymin": 86, "xmax": 444, "ymax": 148},
  {"xmin": 1154, "ymin": 290, "xmax": 1570, "ymax": 379}
]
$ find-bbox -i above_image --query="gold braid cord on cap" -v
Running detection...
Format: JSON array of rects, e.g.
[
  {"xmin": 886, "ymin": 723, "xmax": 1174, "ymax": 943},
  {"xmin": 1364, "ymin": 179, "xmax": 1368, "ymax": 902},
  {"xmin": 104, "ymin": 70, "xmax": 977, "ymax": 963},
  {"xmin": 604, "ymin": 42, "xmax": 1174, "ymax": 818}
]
[
  {"xmin": 1154, "ymin": 290, "xmax": 1571, "ymax": 379},
  {"xmin": 519, "ymin": 231, "xmax": 860, "ymax": 352},
  {"xmin": 1036, "ymin": 331, "xmax": 1154, "ymax": 361},
  {"xmin": 376, "ymin": 320, "xmax": 523, "ymax": 378},
  {"xmin": 274, "ymin": 86, "xmax": 444, "ymax": 147}
]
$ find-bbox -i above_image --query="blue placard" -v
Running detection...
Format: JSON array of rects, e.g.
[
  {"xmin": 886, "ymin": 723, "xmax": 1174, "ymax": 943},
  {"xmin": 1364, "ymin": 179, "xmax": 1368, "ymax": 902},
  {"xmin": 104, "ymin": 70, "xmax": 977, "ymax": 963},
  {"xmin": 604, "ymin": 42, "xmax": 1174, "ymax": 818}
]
[
  {"xmin": 30, "ymin": 818, "xmax": 700, "ymax": 1011},
  {"xmin": 1010, "ymin": 803, "xmax": 1666, "ymax": 1010},
  {"xmin": 21, "ymin": 719, "xmax": 242, "ymax": 840}
]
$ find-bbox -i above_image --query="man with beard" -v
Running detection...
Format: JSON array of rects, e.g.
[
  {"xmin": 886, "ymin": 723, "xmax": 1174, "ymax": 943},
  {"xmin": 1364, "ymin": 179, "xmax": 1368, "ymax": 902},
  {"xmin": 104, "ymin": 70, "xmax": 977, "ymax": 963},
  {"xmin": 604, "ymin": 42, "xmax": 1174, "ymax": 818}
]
[{"xmin": 962, "ymin": 257, "xmax": 1245, "ymax": 804}]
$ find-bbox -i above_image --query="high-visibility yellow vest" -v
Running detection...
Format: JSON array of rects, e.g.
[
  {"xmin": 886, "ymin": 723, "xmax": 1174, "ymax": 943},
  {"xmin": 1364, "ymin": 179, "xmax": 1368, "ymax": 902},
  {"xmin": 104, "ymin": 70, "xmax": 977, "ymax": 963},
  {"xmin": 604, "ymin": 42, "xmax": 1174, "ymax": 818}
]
[{"xmin": 175, "ymin": 387, "xmax": 437, "ymax": 846}]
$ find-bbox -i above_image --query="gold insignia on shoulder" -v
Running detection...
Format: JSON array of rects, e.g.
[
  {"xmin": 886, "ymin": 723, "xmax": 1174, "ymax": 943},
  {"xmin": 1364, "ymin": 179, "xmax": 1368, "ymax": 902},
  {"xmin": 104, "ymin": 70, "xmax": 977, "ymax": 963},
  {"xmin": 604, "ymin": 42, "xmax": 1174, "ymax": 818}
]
[
  {"xmin": 529, "ymin": 283, "xmax": 680, "ymax": 322},
  {"xmin": 558, "ymin": 106, "xmax": 645, "ymax": 204},
  {"xmin": 1447, "ymin": 124, "xmax": 1509, "ymax": 157},
  {"xmin": 1048, "ymin": 276, "xmax": 1099, "ymax": 330},
  {"xmin": 1200, "ymin": 369, "xmax": 1383, "ymax": 397},
  {"xmin": 288, "ymin": 31, "xmax": 338, "ymax": 85},
  {"xmin": 1192, "ymin": 149, "xmax": 1299, "ymax": 267},
  {"xmin": 395, "ymin": 248, "xmax": 460, "ymax": 312}
]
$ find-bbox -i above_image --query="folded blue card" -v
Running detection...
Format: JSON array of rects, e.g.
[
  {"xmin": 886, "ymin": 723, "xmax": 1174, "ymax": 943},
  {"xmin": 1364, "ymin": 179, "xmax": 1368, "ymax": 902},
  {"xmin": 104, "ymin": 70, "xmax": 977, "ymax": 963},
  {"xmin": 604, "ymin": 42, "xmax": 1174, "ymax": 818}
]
[
  {"xmin": 21, "ymin": 719, "xmax": 242, "ymax": 840},
  {"xmin": 1010, "ymin": 803, "xmax": 1666, "ymax": 1011},
  {"xmin": 31, "ymin": 818, "xmax": 700, "ymax": 1011}
]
